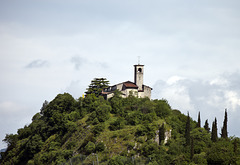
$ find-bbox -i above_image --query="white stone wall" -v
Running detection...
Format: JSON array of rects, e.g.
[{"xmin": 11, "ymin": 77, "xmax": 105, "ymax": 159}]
[
  {"xmin": 138, "ymin": 86, "xmax": 152, "ymax": 98},
  {"xmin": 138, "ymin": 91, "xmax": 145, "ymax": 98},
  {"xmin": 106, "ymin": 93, "xmax": 114, "ymax": 99},
  {"xmin": 144, "ymin": 86, "xmax": 152, "ymax": 98},
  {"xmin": 116, "ymin": 84, "xmax": 123, "ymax": 90},
  {"xmin": 124, "ymin": 89, "xmax": 138, "ymax": 98},
  {"xmin": 106, "ymin": 86, "xmax": 151, "ymax": 99}
]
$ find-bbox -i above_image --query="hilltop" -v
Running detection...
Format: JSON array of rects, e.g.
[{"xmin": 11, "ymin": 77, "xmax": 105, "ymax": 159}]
[{"xmin": 1, "ymin": 92, "xmax": 240, "ymax": 165}]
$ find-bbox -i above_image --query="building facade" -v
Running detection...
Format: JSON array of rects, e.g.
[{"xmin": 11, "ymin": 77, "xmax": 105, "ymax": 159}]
[{"xmin": 102, "ymin": 64, "xmax": 152, "ymax": 99}]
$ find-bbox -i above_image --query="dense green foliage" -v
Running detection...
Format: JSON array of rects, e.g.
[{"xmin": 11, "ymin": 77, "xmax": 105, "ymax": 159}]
[{"xmin": 1, "ymin": 92, "xmax": 240, "ymax": 165}]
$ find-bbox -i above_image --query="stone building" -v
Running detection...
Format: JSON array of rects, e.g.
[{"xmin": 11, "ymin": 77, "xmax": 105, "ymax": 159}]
[{"xmin": 102, "ymin": 64, "xmax": 152, "ymax": 99}]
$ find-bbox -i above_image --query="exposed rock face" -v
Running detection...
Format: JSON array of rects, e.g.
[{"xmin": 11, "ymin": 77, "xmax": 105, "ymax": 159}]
[
  {"xmin": 164, "ymin": 129, "xmax": 172, "ymax": 144},
  {"xmin": 155, "ymin": 130, "xmax": 160, "ymax": 144}
]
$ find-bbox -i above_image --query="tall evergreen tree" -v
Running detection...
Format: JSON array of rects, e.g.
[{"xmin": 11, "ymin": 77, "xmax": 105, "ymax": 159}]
[
  {"xmin": 221, "ymin": 109, "xmax": 228, "ymax": 138},
  {"xmin": 211, "ymin": 120, "xmax": 215, "ymax": 142},
  {"xmin": 185, "ymin": 112, "xmax": 191, "ymax": 146},
  {"xmin": 190, "ymin": 137, "xmax": 194, "ymax": 160},
  {"xmin": 159, "ymin": 123, "xmax": 165, "ymax": 145},
  {"xmin": 204, "ymin": 119, "xmax": 210, "ymax": 133},
  {"xmin": 197, "ymin": 111, "xmax": 201, "ymax": 128},
  {"xmin": 214, "ymin": 117, "xmax": 218, "ymax": 141},
  {"xmin": 85, "ymin": 78, "xmax": 109, "ymax": 97},
  {"xmin": 211, "ymin": 118, "xmax": 218, "ymax": 142}
]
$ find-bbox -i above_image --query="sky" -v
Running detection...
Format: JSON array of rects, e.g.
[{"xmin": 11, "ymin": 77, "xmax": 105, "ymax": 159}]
[{"xmin": 1, "ymin": 0, "xmax": 240, "ymax": 148}]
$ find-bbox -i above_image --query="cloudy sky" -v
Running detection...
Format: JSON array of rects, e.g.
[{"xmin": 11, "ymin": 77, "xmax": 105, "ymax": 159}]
[{"xmin": 1, "ymin": 0, "xmax": 240, "ymax": 148}]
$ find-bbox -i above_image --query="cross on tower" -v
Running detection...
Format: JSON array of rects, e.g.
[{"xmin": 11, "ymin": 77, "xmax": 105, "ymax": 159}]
[{"xmin": 138, "ymin": 56, "xmax": 141, "ymax": 65}]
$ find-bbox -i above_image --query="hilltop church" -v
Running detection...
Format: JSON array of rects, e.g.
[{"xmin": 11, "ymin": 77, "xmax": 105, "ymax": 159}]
[{"xmin": 102, "ymin": 64, "xmax": 152, "ymax": 99}]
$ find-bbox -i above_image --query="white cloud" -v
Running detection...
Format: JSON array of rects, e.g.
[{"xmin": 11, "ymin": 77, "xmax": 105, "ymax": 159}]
[
  {"xmin": 0, "ymin": 101, "xmax": 24, "ymax": 115},
  {"xmin": 224, "ymin": 91, "xmax": 240, "ymax": 111},
  {"xmin": 65, "ymin": 80, "xmax": 85, "ymax": 99},
  {"xmin": 210, "ymin": 77, "xmax": 229, "ymax": 86},
  {"xmin": 166, "ymin": 76, "xmax": 186, "ymax": 85},
  {"xmin": 153, "ymin": 77, "xmax": 194, "ymax": 114},
  {"xmin": 26, "ymin": 59, "xmax": 49, "ymax": 68}
]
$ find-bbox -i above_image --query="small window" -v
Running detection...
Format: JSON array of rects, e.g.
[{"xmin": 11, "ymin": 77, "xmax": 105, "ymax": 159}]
[{"xmin": 138, "ymin": 68, "xmax": 142, "ymax": 72}]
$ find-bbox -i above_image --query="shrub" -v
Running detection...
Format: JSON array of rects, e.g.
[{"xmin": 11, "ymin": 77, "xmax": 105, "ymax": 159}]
[
  {"xmin": 109, "ymin": 117, "xmax": 125, "ymax": 131},
  {"xmin": 85, "ymin": 142, "xmax": 95, "ymax": 154},
  {"xmin": 154, "ymin": 99, "xmax": 171, "ymax": 118},
  {"xmin": 126, "ymin": 111, "xmax": 143, "ymax": 125},
  {"xmin": 96, "ymin": 105, "xmax": 111, "ymax": 122},
  {"xmin": 96, "ymin": 142, "xmax": 105, "ymax": 152},
  {"xmin": 93, "ymin": 123, "xmax": 105, "ymax": 135},
  {"xmin": 192, "ymin": 152, "xmax": 207, "ymax": 165}
]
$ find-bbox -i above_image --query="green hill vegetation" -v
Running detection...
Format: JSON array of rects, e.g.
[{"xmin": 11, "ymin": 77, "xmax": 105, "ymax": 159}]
[{"xmin": 1, "ymin": 90, "xmax": 240, "ymax": 164}]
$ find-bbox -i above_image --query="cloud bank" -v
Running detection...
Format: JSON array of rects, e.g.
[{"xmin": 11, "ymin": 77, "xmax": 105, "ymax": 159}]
[{"xmin": 153, "ymin": 72, "xmax": 240, "ymax": 137}]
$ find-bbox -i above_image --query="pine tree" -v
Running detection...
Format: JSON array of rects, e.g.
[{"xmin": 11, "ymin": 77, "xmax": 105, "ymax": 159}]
[
  {"xmin": 185, "ymin": 112, "xmax": 191, "ymax": 146},
  {"xmin": 211, "ymin": 118, "xmax": 218, "ymax": 142},
  {"xmin": 197, "ymin": 111, "xmax": 201, "ymax": 128},
  {"xmin": 221, "ymin": 109, "xmax": 228, "ymax": 138},
  {"xmin": 204, "ymin": 119, "xmax": 210, "ymax": 133},
  {"xmin": 86, "ymin": 78, "xmax": 109, "ymax": 97}
]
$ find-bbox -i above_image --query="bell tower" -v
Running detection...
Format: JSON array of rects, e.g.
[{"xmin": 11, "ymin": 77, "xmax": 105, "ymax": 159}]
[{"xmin": 134, "ymin": 64, "xmax": 144, "ymax": 91}]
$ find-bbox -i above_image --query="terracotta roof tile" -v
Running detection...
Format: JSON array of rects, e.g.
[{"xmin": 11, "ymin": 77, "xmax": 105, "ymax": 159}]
[{"xmin": 123, "ymin": 81, "xmax": 138, "ymax": 88}]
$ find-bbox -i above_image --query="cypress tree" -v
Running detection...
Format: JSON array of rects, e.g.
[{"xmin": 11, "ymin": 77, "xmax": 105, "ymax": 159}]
[
  {"xmin": 211, "ymin": 118, "xmax": 218, "ymax": 142},
  {"xmin": 159, "ymin": 123, "xmax": 165, "ymax": 144},
  {"xmin": 211, "ymin": 120, "xmax": 215, "ymax": 142},
  {"xmin": 221, "ymin": 109, "xmax": 228, "ymax": 138},
  {"xmin": 197, "ymin": 111, "xmax": 201, "ymax": 128},
  {"xmin": 214, "ymin": 117, "xmax": 218, "ymax": 141},
  {"xmin": 190, "ymin": 137, "xmax": 194, "ymax": 160},
  {"xmin": 185, "ymin": 112, "xmax": 191, "ymax": 146},
  {"xmin": 204, "ymin": 119, "xmax": 210, "ymax": 133}
]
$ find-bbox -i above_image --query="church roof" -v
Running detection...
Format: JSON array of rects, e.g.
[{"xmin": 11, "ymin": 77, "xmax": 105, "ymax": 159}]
[{"xmin": 123, "ymin": 81, "xmax": 138, "ymax": 88}]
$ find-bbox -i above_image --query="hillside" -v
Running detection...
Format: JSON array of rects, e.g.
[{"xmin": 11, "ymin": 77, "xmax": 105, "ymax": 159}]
[{"xmin": 1, "ymin": 92, "xmax": 240, "ymax": 165}]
